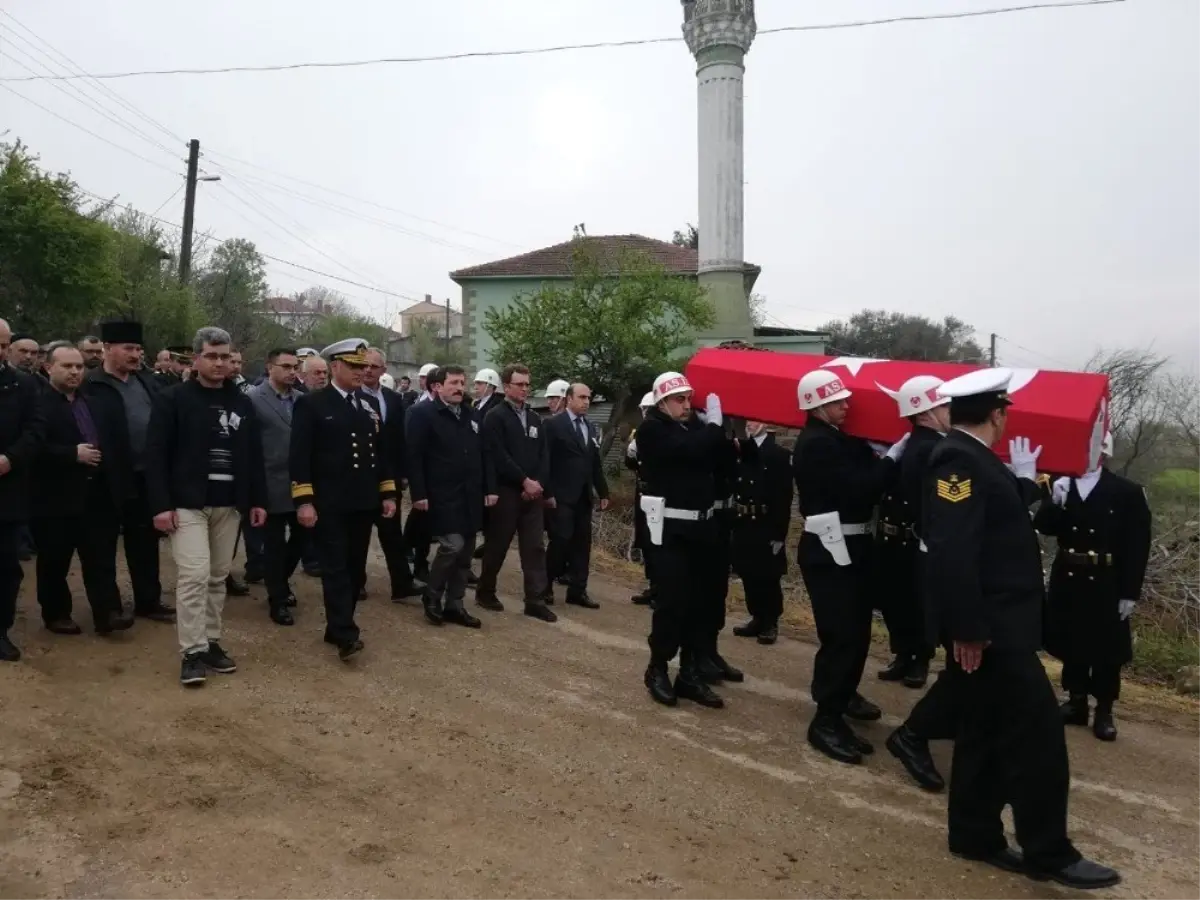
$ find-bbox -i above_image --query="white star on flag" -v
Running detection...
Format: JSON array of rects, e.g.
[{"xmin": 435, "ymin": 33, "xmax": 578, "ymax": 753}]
[{"xmin": 821, "ymin": 357, "xmax": 887, "ymax": 377}]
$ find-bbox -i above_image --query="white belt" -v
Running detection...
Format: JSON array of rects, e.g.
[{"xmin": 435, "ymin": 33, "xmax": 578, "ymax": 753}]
[
  {"xmin": 841, "ymin": 522, "xmax": 870, "ymax": 536},
  {"xmin": 208, "ymin": 474, "xmax": 234, "ymax": 482},
  {"xmin": 664, "ymin": 507, "xmax": 713, "ymax": 522},
  {"xmin": 710, "ymin": 497, "xmax": 732, "ymax": 512}
]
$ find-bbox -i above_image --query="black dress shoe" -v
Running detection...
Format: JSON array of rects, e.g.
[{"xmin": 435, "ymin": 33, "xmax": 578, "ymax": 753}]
[
  {"xmin": 1060, "ymin": 694, "xmax": 1090, "ymax": 726},
  {"xmin": 631, "ymin": 589, "xmax": 653, "ymax": 606},
  {"xmin": 846, "ymin": 694, "xmax": 882, "ymax": 722},
  {"xmin": 95, "ymin": 611, "xmax": 135, "ymax": 635},
  {"xmin": 1092, "ymin": 708, "xmax": 1117, "ymax": 742},
  {"xmin": 675, "ymin": 672, "xmax": 724, "ymax": 709},
  {"xmin": 757, "ymin": 625, "xmax": 778, "ymax": 645},
  {"xmin": 302, "ymin": 564, "xmax": 322, "ymax": 578},
  {"xmin": 225, "ymin": 575, "xmax": 251, "ymax": 596},
  {"xmin": 886, "ymin": 725, "xmax": 945, "ymax": 791},
  {"xmin": 136, "ymin": 603, "xmax": 176, "ymax": 623},
  {"xmin": 338, "ymin": 639, "xmax": 364, "ymax": 661},
  {"xmin": 847, "ymin": 728, "xmax": 875, "ymax": 756},
  {"xmin": 903, "ymin": 658, "xmax": 930, "ymax": 689},
  {"xmin": 422, "ymin": 598, "xmax": 444, "ymax": 625},
  {"xmin": 442, "ymin": 607, "xmax": 481, "ymax": 629},
  {"xmin": 523, "ymin": 602, "xmax": 558, "ymax": 623},
  {"xmin": 695, "ymin": 655, "xmax": 725, "ymax": 684},
  {"xmin": 878, "ymin": 655, "xmax": 913, "ymax": 681},
  {"xmin": 566, "ymin": 594, "xmax": 599, "ymax": 609},
  {"xmin": 555, "ymin": 575, "xmax": 571, "ymax": 587},
  {"xmin": 732, "ymin": 617, "xmax": 764, "ymax": 638},
  {"xmin": 1028, "ymin": 857, "xmax": 1121, "ymax": 889},
  {"xmin": 0, "ymin": 634, "xmax": 21, "ymax": 662},
  {"xmin": 710, "ymin": 651, "xmax": 744, "ymax": 683},
  {"xmin": 540, "ymin": 587, "xmax": 555, "ymax": 606},
  {"xmin": 269, "ymin": 606, "xmax": 295, "ymax": 626},
  {"xmin": 46, "ymin": 618, "xmax": 83, "ymax": 635},
  {"xmin": 392, "ymin": 580, "xmax": 425, "ymax": 601},
  {"xmin": 807, "ymin": 714, "xmax": 862, "ymax": 765},
  {"xmin": 286, "ymin": 590, "xmax": 297, "ymax": 607},
  {"xmin": 472, "ymin": 543, "xmax": 486, "ymax": 560},
  {"xmin": 476, "ymin": 595, "xmax": 504, "ymax": 612},
  {"xmin": 951, "ymin": 846, "xmax": 1025, "ymax": 875},
  {"xmin": 645, "ymin": 664, "xmax": 677, "ymax": 706}
]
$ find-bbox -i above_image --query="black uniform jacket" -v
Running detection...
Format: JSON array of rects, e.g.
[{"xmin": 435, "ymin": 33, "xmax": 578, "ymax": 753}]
[
  {"xmin": 405, "ymin": 398, "xmax": 484, "ymax": 538},
  {"xmin": 545, "ymin": 411, "xmax": 609, "ymax": 506},
  {"xmin": 1034, "ymin": 468, "xmax": 1151, "ymax": 666},
  {"xmin": 636, "ymin": 407, "xmax": 727, "ymax": 541},
  {"xmin": 144, "ymin": 380, "xmax": 267, "ymax": 516},
  {"xmin": 359, "ymin": 386, "xmax": 408, "ymax": 485},
  {"xmin": 32, "ymin": 386, "xmax": 135, "ymax": 515},
  {"xmin": 791, "ymin": 417, "xmax": 897, "ymax": 568},
  {"xmin": 482, "ymin": 400, "xmax": 549, "ymax": 494},
  {"xmin": 289, "ymin": 385, "xmax": 396, "ymax": 514},
  {"xmin": 923, "ymin": 429, "xmax": 1046, "ymax": 651},
  {"xmin": 0, "ymin": 364, "xmax": 45, "ymax": 523},
  {"xmin": 731, "ymin": 433, "xmax": 793, "ymax": 577}
]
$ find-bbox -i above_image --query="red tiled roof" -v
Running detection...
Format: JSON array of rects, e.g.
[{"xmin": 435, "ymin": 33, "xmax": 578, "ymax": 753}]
[
  {"xmin": 450, "ymin": 234, "xmax": 760, "ymax": 280},
  {"xmin": 265, "ymin": 296, "xmax": 306, "ymax": 314}
]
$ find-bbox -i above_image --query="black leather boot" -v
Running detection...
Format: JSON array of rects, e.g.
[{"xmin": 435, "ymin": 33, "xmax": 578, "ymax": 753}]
[
  {"xmin": 1060, "ymin": 694, "xmax": 1089, "ymax": 727},
  {"xmin": 878, "ymin": 655, "xmax": 911, "ymax": 681},
  {"xmin": 807, "ymin": 713, "xmax": 862, "ymax": 765},
  {"xmin": 675, "ymin": 652, "xmax": 724, "ymax": 708},
  {"xmin": 732, "ymin": 617, "xmax": 764, "ymax": 638},
  {"xmin": 644, "ymin": 661, "xmax": 677, "ymax": 706},
  {"xmin": 1093, "ymin": 703, "xmax": 1117, "ymax": 741},
  {"xmin": 886, "ymin": 724, "xmax": 945, "ymax": 791},
  {"xmin": 903, "ymin": 657, "xmax": 930, "ymax": 689}
]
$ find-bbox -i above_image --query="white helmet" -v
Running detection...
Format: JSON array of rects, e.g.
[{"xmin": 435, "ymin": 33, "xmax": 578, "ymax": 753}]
[
  {"xmin": 1101, "ymin": 430, "xmax": 1114, "ymax": 457},
  {"xmin": 652, "ymin": 371, "xmax": 692, "ymax": 403},
  {"xmin": 797, "ymin": 369, "xmax": 852, "ymax": 411},
  {"xmin": 418, "ymin": 363, "xmax": 437, "ymax": 377},
  {"xmin": 474, "ymin": 368, "xmax": 501, "ymax": 389},
  {"xmin": 878, "ymin": 375, "xmax": 949, "ymax": 418},
  {"xmin": 638, "ymin": 391, "xmax": 655, "ymax": 410},
  {"xmin": 296, "ymin": 347, "xmax": 319, "ymax": 359},
  {"xmin": 379, "ymin": 372, "xmax": 395, "ymax": 390},
  {"xmin": 545, "ymin": 379, "xmax": 570, "ymax": 398}
]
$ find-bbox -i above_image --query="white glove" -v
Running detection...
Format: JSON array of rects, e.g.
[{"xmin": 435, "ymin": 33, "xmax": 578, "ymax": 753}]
[
  {"xmin": 626, "ymin": 439, "xmax": 637, "ymax": 458},
  {"xmin": 704, "ymin": 393, "xmax": 723, "ymax": 428},
  {"xmin": 1118, "ymin": 599, "xmax": 1136, "ymax": 621},
  {"xmin": 885, "ymin": 431, "xmax": 911, "ymax": 462},
  {"xmin": 1051, "ymin": 479, "xmax": 1069, "ymax": 507},
  {"xmin": 770, "ymin": 541, "xmax": 783, "ymax": 555},
  {"xmin": 867, "ymin": 441, "xmax": 888, "ymax": 458},
  {"xmin": 1008, "ymin": 436, "xmax": 1042, "ymax": 481},
  {"xmin": 694, "ymin": 411, "xmax": 708, "ymax": 424}
]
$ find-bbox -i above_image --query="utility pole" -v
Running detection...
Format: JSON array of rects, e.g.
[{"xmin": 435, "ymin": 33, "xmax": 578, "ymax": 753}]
[
  {"xmin": 444, "ymin": 298, "xmax": 451, "ymax": 359},
  {"xmin": 988, "ymin": 333, "xmax": 998, "ymax": 367},
  {"xmin": 179, "ymin": 138, "xmax": 200, "ymax": 285}
]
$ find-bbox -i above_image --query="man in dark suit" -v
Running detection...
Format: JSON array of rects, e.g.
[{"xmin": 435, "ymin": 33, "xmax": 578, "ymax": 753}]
[
  {"xmin": 923, "ymin": 368, "xmax": 1118, "ymax": 889},
  {"xmin": 0, "ymin": 318, "xmax": 46, "ymax": 661},
  {"xmin": 31, "ymin": 344, "xmax": 135, "ymax": 637},
  {"xmin": 290, "ymin": 339, "xmax": 398, "ymax": 661},
  {"xmin": 407, "ymin": 365, "xmax": 484, "ymax": 628},
  {"xmin": 545, "ymin": 382, "xmax": 609, "ymax": 607},
  {"xmin": 476, "ymin": 363, "xmax": 556, "ymax": 623}
]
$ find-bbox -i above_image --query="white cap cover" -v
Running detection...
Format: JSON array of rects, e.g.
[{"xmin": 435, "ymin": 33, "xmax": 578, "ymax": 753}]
[
  {"xmin": 797, "ymin": 369, "xmax": 852, "ymax": 411},
  {"xmin": 878, "ymin": 375, "xmax": 950, "ymax": 418},
  {"xmin": 652, "ymin": 371, "xmax": 692, "ymax": 403},
  {"xmin": 936, "ymin": 367, "xmax": 1014, "ymax": 401}
]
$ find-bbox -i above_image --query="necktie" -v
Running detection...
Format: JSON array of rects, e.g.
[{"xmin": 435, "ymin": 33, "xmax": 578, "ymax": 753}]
[
  {"xmin": 347, "ymin": 392, "xmax": 357, "ymax": 411},
  {"xmin": 576, "ymin": 417, "xmax": 587, "ymax": 446}
]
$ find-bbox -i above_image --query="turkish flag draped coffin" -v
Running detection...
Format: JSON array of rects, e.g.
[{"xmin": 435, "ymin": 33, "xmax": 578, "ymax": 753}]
[{"xmin": 684, "ymin": 349, "xmax": 1110, "ymax": 476}]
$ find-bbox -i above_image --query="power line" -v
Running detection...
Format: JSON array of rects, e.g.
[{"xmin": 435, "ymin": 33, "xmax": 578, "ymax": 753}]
[
  {"xmin": 0, "ymin": 1, "xmax": 1126, "ymax": 82},
  {"xmin": 149, "ymin": 183, "xmax": 184, "ymax": 217}
]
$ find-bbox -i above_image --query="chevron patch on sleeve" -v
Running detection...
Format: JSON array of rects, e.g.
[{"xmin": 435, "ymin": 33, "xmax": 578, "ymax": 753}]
[{"xmin": 936, "ymin": 475, "xmax": 971, "ymax": 503}]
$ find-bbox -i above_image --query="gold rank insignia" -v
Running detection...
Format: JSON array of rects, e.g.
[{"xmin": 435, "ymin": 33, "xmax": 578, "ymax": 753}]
[
  {"xmin": 1036, "ymin": 473, "xmax": 1051, "ymax": 487},
  {"xmin": 936, "ymin": 474, "xmax": 971, "ymax": 503}
]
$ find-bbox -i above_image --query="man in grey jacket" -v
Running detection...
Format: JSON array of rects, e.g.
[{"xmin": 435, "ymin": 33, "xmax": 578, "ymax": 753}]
[{"xmin": 246, "ymin": 348, "xmax": 306, "ymax": 625}]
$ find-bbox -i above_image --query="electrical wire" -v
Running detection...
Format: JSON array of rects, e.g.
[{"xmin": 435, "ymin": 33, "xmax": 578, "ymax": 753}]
[
  {"xmin": 149, "ymin": 183, "xmax": 184, "ymax": 217},
  {"xmin": 0, "ymin": 1, "xmax": 1126, "ymax": 82}
]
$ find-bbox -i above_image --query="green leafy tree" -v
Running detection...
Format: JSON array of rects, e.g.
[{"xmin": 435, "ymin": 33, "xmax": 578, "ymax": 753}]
[
  {"xmin": 191, "ymin": 237, "xmax": 279, "ymax": 355},
  {"xmin": 408, "ymin": 317, "xmax": 468, "ymax": 368},
  {"xmin": 484, "ymin": 239, "xmax": 714, "ymax": 452},
  {"xmin": 671, "ymin": 223, "xmax": 699, "ymax": 250},
  {"xmin": 818, "ymin": 309, "xmax": 984, "ymax": 363}
]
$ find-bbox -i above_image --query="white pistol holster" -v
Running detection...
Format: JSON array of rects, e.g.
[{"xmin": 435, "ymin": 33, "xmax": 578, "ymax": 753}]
[
  {"xmin": 640, "ymin": 495, "xmax": 666, "ymax": 546},
  {"xmin": 804, "ymin": 511, "xmax": 852, "ymax": 567}
]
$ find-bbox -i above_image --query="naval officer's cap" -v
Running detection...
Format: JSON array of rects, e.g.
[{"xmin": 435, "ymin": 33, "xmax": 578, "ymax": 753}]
[
  {"xmin": 936, "ymin": 367, "xmax": 1014, "ymax": 415},
  {"xmin": 322, "ymin": 338, "xmax": 370, "ymax": 367}
]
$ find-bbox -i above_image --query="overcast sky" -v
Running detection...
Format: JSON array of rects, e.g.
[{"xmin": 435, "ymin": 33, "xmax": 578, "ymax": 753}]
[{"xmin": 2, "ymin": 0, "xmax": 1196, "ymax": 371}]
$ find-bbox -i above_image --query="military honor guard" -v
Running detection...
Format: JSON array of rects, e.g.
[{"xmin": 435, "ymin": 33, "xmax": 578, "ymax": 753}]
[
  {"xmin": 625, "ymin": 392, "xmax": 658, "ymax": 607},
  {"xmin": 1035, "ymin": 432, "xmax": 1152, "ymax": 741},
  {"xmin": 730, "ymin": 421, "xmax": 794, "ymax": 645},
  {"xmin": 695, "ymin": 422, "xmax": 743, "ymax": 684},
  {"xmin": 792, "ymin": 369, "xmax": 908, "ymax": 764},
  {"xmin": 289, "ymin": 339, "xmax": 398, "ymax": 661},
  {"xmin": 922, "ymin": 367, "xmax": 1119, "ymax": 890}
]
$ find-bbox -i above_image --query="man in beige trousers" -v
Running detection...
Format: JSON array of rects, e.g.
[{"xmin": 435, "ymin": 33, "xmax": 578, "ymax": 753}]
[{"xmin": 145, "ymin": 327, "xmax": 267, "ymax": 687}]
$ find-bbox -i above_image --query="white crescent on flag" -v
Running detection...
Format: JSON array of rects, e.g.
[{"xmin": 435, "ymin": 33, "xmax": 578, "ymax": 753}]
[{"xmin": 821, "ymin": 357, "xmax": 887, "ymax": 377}]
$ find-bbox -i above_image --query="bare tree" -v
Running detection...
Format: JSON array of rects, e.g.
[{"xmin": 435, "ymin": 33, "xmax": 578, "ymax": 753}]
[
  {"xmin": 1086, "ymin": 346, "xmax": 1169, "ymax": 476},
  {"xmin": 1159, "ymin": 372, "xmax": 1200, "ymax": 460}
]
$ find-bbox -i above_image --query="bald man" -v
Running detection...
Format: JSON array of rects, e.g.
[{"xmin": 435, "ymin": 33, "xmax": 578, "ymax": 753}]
[{"xmin": 0, "ymin": 318, "xmax": 48, "ymax": 661}]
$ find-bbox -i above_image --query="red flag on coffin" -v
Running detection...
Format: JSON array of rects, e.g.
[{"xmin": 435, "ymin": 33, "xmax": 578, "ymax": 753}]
[{"xmin": 683, "ymin": 349, "xmax": 1110, "ymax": 477}]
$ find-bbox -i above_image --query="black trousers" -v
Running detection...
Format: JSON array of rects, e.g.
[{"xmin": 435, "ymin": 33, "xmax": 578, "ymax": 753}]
[
  {"xmin": 906, "ymin": 658, "xmax": 961, "ymax": 741},
  {"xmin": 375, "ymin": 512, "xmax": 415, "ymax": 596},
  {"xmin": 243, "ymin": 520, "xmax": 266, "ymax": 580},
  {"xmin": 698, "ymin": 520, "xmax": 732, "ymax": 651},
  {"xmin": 649, "ymin": 527, "xmax": 722, "ymax": 664},
  {"xmin": 743, "ymin": 574, "xmax": 784, "ymax": 626},
  {"xmin": 31, "ymin": 500, "xmax": 122, "ymax": 627},
  {"xmin": 477, "ymin": 487, "xmax": 548, "ymax": 603},
  {"xmin": 427, "ymin": 532, "xmax": 475, "ymax": 611},
  {"xmin": 313, "ymin": 509, "xmax": 374, "ymax": 645},
  {"xmin": 801, "ymin": 563, "xmax": 874, "ymax": 716},
  {"xmin": 404, "ymin": 508, "xmax": 432, "ymax": 579},
  {"xmin": 300, "ymin": 529, "xmax": 320, "ymax": 572},
  {"xmin": 0, "ymin": 521, "xmax": 25, "ymax": 633},
  {"xmin": 546, "ymin": 496, "xmax": 592, "ymax": 597},
  {"xmin": 947, "ymin": 650, "xmax": 1080, "ymax": 870},
  {"xmin": 262, "ymin": 512, "xmax": 305, "ymax": 610},
  {"xmin": 121, "ymin": 474, "xmax": 163, "ymax": 613},
  {"xmin": 1062, "ymin": 659, "xmax": 1122, "ymax": 704}
]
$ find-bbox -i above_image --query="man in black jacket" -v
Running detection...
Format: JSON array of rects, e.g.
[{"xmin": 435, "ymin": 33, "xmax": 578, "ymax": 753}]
[
  {"xmin": 407, "ymin": 365, "xmax": 484, "ymax": 628},
  {"xmin": 290, "ymin": 339, "xmax": 398, "ymax": 661},
  {"xmin": 145, "ymin": 327, "xmax": 268, "ymax": 687},
  {"xmin": 0, "ymin": 318, "xmax": 46, "ymax": 662},
  {"xmin": 625, "ymin": 392, "xmax": 658, "ymax": 607},
  {"xmin": 86, "ymin": 319, "xmax": 175, "ymax": 623},
  {"xmin": 545, "ymin": 382, "xmax": 609, "ymax": 607},
  {"xmin": 31, "ymin": 345, "xmax": 135, "ymax": 637},
  {"xmin": 476, "ymin": 363, "xmax": 556, "ymax": 623},
  {"xmin": 924, "ymin": 368, "xmax": 1117, "ymax": 890},
  {"xmin": 792, "ymin": 368, "xmax": 908, "ymax": 765}
]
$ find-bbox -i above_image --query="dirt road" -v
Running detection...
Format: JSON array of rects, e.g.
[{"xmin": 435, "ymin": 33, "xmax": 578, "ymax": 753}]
[{"xmin": 1, "ymin": 547, "xmax": 1197, "ymax": 899}]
